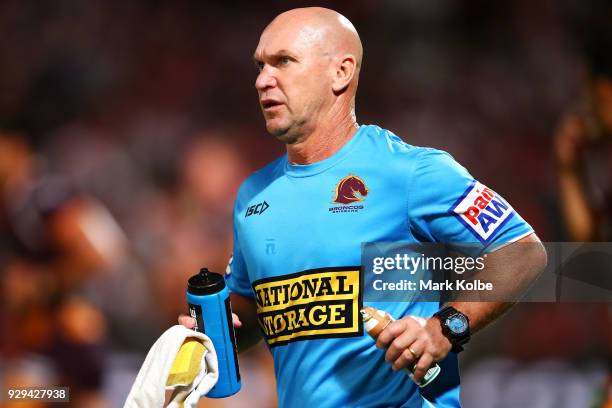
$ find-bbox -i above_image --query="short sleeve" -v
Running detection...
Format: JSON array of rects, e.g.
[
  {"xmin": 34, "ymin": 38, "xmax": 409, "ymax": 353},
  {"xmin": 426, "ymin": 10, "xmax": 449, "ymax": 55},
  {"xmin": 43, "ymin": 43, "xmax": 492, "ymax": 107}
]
[
  {"xmin": 225, "ymin": 204, "xmax": 255, "ymax": 299},
  {"xmin": 407, "ymin": 149, "xmax": 534, "ymax": 252}
]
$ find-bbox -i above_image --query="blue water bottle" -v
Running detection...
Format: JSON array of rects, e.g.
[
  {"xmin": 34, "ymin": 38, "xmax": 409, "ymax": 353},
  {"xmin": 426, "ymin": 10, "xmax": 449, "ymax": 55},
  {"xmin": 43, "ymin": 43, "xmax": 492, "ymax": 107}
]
[{"xmin": 186, "ymin": 267, "xmax": 241, "ymax": 398}]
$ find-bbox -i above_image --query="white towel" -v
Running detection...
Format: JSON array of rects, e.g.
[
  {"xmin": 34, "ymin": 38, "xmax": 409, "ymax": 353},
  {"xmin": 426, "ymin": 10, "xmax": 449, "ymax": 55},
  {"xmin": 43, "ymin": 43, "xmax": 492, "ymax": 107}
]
[{"xmin": 124, "ymin": 325, "xmax": 219, "ymax": 408}]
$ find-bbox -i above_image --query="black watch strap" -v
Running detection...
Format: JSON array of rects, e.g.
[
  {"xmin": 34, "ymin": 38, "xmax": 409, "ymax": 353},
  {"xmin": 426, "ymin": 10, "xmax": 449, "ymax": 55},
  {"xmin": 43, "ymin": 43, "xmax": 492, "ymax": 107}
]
[{"xmin": 433, "ymin": 306, "xmax": 470, "ymax": 353}]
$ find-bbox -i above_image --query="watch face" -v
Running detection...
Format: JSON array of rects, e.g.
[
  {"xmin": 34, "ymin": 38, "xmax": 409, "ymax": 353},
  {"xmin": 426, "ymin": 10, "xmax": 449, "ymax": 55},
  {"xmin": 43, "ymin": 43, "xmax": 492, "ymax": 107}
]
[{"xmin": 446, "ymin": 314, "xmax": 468, "ymax": 335}]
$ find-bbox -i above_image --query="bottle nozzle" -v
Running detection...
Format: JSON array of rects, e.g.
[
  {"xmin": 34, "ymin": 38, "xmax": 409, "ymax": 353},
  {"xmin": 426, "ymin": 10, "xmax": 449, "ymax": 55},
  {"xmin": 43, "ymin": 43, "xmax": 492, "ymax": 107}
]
[{"xmin": 188, "ymin": 267, "xmax": 224, "ymax": 295}]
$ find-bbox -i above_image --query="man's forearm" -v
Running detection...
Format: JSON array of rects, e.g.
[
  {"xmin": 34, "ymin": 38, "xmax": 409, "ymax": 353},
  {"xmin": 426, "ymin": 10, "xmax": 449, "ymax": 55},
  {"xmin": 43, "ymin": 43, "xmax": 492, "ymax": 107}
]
[
  {"xmin": 445, "ymin": 301, "xmax": 513, "ymax": 334},
  {"xmin": 447, "ymin": 234, "xmax": 547, "ymax": 334}
]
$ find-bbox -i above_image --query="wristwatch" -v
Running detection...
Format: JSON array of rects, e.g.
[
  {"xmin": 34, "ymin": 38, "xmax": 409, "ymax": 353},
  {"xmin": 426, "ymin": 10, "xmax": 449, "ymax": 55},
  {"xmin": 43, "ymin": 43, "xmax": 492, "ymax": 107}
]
[{"xmin": 433, "ymin": 306, "xmax": 470, "ymax": 353}]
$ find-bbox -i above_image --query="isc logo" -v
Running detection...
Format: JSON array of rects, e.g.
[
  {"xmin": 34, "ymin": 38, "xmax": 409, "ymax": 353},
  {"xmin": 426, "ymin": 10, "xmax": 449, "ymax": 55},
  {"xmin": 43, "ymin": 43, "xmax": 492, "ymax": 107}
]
[
  {"xmin": 450, "ymin": 181, "xmax": 514, "ymax": 242},
  {"xmin": 245, "ymin": 201, "xmax": 269, "ymax": 218}
]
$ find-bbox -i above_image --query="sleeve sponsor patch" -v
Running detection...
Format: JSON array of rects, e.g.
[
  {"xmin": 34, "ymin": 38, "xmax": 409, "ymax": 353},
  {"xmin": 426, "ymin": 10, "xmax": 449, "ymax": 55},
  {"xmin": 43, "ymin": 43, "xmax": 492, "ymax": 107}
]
[
  {"xmin": 251, "ymin": 267, "xmax": 363, "ymax": 347},
  {"xmin": 449, "ymin": 180, "xmax": 515, "ymax": 243}
]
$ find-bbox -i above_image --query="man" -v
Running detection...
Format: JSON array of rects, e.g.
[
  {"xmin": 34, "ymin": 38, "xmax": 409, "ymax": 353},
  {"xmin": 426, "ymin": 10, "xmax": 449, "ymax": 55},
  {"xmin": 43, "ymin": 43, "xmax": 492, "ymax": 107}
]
[
  {"xmin": 554, "ymin": 30, "xmax": 612, "ymax": 242},
  {"xmin": 180, "ymin": 7, "xmax": 547, "ymax": 407},
  {"xmin": 553, "ymin": 25, "xmax": 612, "ymax": 407}
]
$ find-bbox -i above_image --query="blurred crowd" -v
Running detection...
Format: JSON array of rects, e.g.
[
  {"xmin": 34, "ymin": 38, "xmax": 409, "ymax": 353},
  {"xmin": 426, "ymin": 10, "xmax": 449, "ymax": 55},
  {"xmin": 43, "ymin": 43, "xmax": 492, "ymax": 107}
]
[{"xmin": 0, "ymin": 1, "xmax": 610, "ymax": 407}]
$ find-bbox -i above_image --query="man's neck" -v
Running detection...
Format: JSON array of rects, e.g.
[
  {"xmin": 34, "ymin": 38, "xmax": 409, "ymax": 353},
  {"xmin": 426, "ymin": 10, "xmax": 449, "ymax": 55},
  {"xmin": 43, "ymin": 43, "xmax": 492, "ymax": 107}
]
[{"xmin": 286, "ymin": 112, "xmax": 359, "ymax": 165}]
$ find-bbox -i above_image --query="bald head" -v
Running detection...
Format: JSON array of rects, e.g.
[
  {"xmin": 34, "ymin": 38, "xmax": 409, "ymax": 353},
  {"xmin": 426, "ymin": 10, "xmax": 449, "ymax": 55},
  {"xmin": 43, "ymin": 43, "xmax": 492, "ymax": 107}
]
[
  {"xmin": 254, "ymin": 8, "xmax": 362, "ymax": 142},
  {"xmin": 264, "ymin": 7, "xmax": 363, "ymax": 70}
]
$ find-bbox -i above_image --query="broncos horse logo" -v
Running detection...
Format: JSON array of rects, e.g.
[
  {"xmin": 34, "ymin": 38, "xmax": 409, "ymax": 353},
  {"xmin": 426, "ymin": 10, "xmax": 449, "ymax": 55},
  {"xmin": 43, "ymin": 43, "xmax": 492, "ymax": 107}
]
[{"xmin": 333, "ymin": 175, "xmax": 368, "ymax": 204}]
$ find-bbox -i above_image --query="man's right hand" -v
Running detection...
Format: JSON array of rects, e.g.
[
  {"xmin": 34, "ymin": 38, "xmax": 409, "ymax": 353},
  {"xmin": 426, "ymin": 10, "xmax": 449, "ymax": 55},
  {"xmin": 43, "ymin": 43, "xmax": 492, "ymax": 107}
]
[{"xmin": 178, "ymin": 313, "xmax": 243, "ymax": 329}]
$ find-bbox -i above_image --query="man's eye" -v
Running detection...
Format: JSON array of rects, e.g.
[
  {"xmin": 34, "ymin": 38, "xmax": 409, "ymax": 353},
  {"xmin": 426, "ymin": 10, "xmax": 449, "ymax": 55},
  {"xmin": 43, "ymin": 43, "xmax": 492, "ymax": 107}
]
[
  {"xmin": 254, "ymin": 61, "xmax": 264, "ymax": 71},
  {"xmin": 279, "ymin": 56, "xmax": 291, "ymax": 65}
]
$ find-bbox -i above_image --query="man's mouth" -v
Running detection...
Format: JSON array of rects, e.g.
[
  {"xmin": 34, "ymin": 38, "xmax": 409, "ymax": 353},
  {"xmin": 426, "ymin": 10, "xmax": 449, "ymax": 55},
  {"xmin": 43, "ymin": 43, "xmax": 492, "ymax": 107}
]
[{"xmin": 261, "ymin": 99, "xmax": 284, "ymax": 111}]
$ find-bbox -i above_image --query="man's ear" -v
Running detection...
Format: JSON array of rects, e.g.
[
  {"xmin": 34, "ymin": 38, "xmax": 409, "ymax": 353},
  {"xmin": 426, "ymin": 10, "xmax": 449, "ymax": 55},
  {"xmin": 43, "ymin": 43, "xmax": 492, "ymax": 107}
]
[{"xmin": 332, "ymin": 54, "xmax": 357, "ymax": 93}]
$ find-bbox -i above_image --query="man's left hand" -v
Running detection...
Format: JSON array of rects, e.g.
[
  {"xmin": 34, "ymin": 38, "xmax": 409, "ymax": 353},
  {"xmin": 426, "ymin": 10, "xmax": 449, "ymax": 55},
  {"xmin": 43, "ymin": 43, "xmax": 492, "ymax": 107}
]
[{"xmin": 376, "ymin": 316, "xmax": 452, "ymax": 382}]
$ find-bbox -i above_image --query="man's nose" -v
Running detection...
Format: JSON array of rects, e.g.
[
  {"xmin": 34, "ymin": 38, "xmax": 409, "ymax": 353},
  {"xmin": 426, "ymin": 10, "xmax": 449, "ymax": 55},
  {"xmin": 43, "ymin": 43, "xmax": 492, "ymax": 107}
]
[{"xmin": 255, "ymin": 66, "xmax": 277, "ymax": 91}]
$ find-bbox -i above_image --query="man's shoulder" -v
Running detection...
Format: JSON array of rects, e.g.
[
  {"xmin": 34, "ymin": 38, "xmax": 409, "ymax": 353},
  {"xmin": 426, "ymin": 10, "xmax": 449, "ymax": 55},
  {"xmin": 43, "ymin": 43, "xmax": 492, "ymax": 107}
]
[{"xmin": 364, "ymin": 124, "xmax": 455, "ymax": 166}]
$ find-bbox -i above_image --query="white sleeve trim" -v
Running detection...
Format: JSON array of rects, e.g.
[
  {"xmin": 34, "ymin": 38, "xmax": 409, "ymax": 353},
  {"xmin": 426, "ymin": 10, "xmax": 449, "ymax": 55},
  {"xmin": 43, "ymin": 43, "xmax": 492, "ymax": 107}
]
[{"xmin": 486, "ymin": 230, "xmax": 535, "ymax": 253}]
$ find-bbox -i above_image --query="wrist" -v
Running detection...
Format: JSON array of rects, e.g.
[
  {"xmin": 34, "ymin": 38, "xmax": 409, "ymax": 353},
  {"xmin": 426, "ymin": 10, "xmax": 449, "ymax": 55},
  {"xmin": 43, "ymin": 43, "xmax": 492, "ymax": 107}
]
[
  {"xmin": 433, "ymin": 306, "xmax": 471, "ymax": 353},
  {"xmin": 426, "ymin": 316, "xmax": 452, "ymax": 351}
]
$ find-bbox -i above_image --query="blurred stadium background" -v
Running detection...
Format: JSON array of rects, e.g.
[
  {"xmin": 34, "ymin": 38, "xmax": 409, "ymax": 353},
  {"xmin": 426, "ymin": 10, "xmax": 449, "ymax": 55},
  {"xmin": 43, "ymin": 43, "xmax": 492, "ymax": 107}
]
[{"xmin": 0, "ymin": 1, "xmax": 610, "ymax": 407}]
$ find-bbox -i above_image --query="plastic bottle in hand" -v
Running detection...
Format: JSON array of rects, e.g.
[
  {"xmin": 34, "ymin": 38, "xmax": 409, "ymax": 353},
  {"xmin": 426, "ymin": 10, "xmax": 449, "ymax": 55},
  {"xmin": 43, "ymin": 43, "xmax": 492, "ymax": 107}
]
[{"xmin": 187, "ymin": 268, "xmax": 241, "ymax": 397}]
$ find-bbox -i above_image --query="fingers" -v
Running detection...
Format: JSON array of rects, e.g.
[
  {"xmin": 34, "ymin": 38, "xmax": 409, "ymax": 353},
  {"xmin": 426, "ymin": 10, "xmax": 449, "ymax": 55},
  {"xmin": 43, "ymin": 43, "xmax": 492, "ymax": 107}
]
[
  {"xmin": 391, "ymin": 339, "xmax": 425, "ymax": 371},
  {"xmin": 374, "ymin": 315, "xmax": 444, "ymax": 385},
  {"xmin": 178, "ymin": 314, "xmax": 196, "ymax": 329},
  {"xmin": 384, "ymin": 331, "xmax": 418, "ymax": 364},
  {"xmin": 411, "ymin": 353, "xmax": 434, "ymax": 383},
  {"xmin": 376, "ymin": 319, "xmax": 409, "ymax": 349},
  {"xmin": 232, "ymin": 312, "xmax": 242, "ymax": 328},
  {"xmin": 179, "ymin": 313, "xmax": 242, "ymax": 330},
  {"xmin": 407, "ymin": 315, "xmax": 427, "ymax": 328}
]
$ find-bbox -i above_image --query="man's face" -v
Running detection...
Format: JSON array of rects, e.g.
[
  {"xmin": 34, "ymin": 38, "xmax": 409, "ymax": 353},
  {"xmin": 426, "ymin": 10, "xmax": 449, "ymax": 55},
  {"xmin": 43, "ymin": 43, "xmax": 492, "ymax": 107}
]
[{"xmin": 253, "ymin": 23, "xmax": 332, "ymax": 142}]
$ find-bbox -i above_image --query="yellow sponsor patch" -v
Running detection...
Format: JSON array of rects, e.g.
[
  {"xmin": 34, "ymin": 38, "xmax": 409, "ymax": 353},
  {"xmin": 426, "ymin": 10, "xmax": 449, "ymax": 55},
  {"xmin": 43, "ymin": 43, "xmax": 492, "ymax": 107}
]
[{"xmin": 252, "ymin": 267, "xmax": 363, "ymax": 346}]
